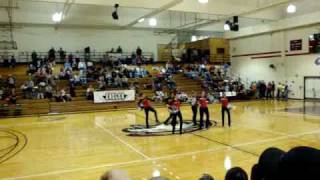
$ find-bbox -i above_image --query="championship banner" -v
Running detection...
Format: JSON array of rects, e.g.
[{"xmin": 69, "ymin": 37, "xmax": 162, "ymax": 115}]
[{"xmin": 94, "ymin": 90, "xmax": 135, "ymax": 103}]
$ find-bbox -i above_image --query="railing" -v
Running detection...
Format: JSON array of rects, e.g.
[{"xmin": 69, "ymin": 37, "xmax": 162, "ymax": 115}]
[
  {"xmin": 0, "ymin": 51, "xmax": 154, "ymax": 64},
  {"xmin": 159, "ymin": 52, "xmax": 230, "ymax": 63}
]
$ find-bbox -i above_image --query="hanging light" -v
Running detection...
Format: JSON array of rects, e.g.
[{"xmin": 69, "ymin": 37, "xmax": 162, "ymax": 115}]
[
  {"xmin": 52, "ymin": 12, "xmax": 62, "ymax": 23},
  {"xmin": 198, "ymin": 0, "xmax": 209, "ymax": 4},
  {"xmin": 138, "ymin": 18, "xmax": 145, "ymax": 23},
  {"xmin": 287, "ymin": 4, "xmax": 296, "ymax": 13},
  {"xmin": 191, "ymin": 35, "xmax": 197, "ymax": 42},
  {"xmin": 224, "ymin": 21, "xmax": 231, "ymax": 31},
  {"xmin": 149, "ymin": 18, "xmax": 157, "ymax": 27}
]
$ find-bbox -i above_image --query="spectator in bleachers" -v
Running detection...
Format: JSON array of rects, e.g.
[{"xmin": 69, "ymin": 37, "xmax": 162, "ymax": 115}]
[
  {"xmin": 48, "ymin": 47, "xmax": 56, "ymax": 61},
  {"xmin": 45, "ymin": 84, "xmax": 53, "ymax": 99},
  {"xmin": 121, "ymin": 75, "xmax": 128, "ymax": 88},
  {"xmin": 7, "ymin": 74, "xmax": 16, "ymax": 89},
  {"xmin": 69, "ymin": 82, "xmax": 76, "ymax": 97},
  {"xmin": 136, "ymin": 46, "xmax": 142, "ymax": 66},
  {"xmin": 60, "ymin": 88, "xmax": 72, "ymax": 102},
  {"xmin": 37, "ymin": 82, "xmax": 46, "ymax": 99},
  {"xmin": 10, "ymin": 56, "xmax": 16, "ymax": 68},
  {"xmin": 116, "ymin": 46, "xmax": 123, "ymax": 53},
  {"xmin": 59, "ymin": 47, "xmax": 66, "ymax": 62},
  {"xmin": 86, "ymin": 84, "xmax": 94, "ymax": 100},
  {"xmin": 58, "ymin": 68, "xmax": 66, "ymax": 79},
  {"xmin": 5, "ymin": 88, "xmax": 17, "ymax": 104}
]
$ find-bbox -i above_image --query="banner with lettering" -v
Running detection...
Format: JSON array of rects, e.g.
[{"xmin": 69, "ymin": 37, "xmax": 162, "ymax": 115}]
[{"xmin": 94, "ymin": 90, "xmax": 135, "ymax": 103}]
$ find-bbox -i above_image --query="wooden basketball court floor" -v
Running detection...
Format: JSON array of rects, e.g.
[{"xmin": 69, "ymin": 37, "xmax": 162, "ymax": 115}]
[{"xmin": 0, "ymin": 100, "xmax": 320, "ymax": 180}]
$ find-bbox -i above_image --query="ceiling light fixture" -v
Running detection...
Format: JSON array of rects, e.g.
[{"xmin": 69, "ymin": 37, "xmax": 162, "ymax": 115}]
[
  {"xmin": 287, "ymin": 4, "xmax": 296, "ymax": 13},
  {"xmin": 198, "ymin": 0, "xmax": 209, "ymax": 4},
  {"xmin": 138, "ymin": 18, "xmax": 145, "ymax": 23},
  {"xmin": 224, "ymin": 21, "xmax": 231, "ymax": 31},
  {"xmin": 149, "ymin": 18, "xmax": 157, "ymax": 27},
  {"xmin": 191, "ymin": 35, "xmax": 197, "ymax": 42},
  {"xmin": 52, "ymin": 12, "xmax": 62, "ymax": 23}
]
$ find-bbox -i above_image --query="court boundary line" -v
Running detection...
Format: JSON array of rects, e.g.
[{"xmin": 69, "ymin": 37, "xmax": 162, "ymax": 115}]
[
  {"xmin": 3, "ymin": 128, "xmax": 320, "ymax": 180},
  {"xmin": 96, "ymin": 123, "xmax": 150, "ymax": 160}
]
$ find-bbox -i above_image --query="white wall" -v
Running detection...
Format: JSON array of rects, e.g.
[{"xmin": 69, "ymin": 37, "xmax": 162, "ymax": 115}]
[
  {"xmin": 230, "ymin": 25, "xmax": 320, "ymax": 99},
  {"xmin": 11, "ymin": 27, "xmax": 174, "ymax": 61}
]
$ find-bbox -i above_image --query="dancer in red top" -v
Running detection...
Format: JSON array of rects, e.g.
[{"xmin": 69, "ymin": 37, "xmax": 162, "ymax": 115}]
[
  {"xmin": 221, "ymin": 93, "xmax": 231, "ymax": 127},
  {"xmin": 198, "ymin": 91, "xmax": 210, "ymax": 129},
  {"xmin": 168, "ymin": 96, "xmax": 183, "ymax": 134},
  {"xmin": 138, "ymin": 93, "xmax": 159, "ymax": 128}
]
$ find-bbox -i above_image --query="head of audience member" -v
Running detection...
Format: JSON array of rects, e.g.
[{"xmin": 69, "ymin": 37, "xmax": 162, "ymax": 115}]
[
  {"xmin": 276, "ymin": 146, "xmax": 320, "ymax": 180},
  {"xmin": 199, "ymin": 173, "xmax": 214, "ymax": 180},
  {"xmin": 225, "ymin": 167, "xmax": 248, "ymax": 180},
  {"xmin": 251, "ymin": 147, "xmax": 285, "ymax": 180},
  {"xmin": 100, "ymin": 170, "xmax": 131, "ymax": 180}
]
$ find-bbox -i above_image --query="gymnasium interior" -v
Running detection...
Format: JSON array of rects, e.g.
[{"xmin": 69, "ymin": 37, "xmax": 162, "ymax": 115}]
[{"xmin": 0, "ymin": 0, "xmax": 320, "ymax": 179}]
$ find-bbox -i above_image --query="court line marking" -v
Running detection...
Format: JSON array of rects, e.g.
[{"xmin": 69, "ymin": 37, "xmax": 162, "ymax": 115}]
[
  {"xmin": 96, "ymin": 123, "xmax": 151, "ymax": 160},
  {"xmin": 4, "ymin": 128, "xmax": 320, "ymax": 180}
]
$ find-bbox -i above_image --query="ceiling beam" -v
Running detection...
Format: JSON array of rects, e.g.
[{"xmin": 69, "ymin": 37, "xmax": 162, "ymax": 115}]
[
  {"xmin": 123, "ymin": 0, "xmax": 183, "ymax": 28},
  {"xmin": 0, "ymin": 21, "xmax": 214, "ymax": 32},
  {"xmin": 187, "ymin": 0, "xmax": 302, "ymax": 30}
]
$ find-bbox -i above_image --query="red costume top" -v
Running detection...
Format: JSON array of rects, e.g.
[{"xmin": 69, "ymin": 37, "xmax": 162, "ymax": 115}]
[
  {"xmin": 221, "ymin": 97, "xmax": 229, "ymax": 108},
  {"xmin": 199, "ymin": 97, "xmax": 208, "ymax": 108},
  {"xmin": 143, "ymin": 98, "xmax": 151, "ymax": 108}
]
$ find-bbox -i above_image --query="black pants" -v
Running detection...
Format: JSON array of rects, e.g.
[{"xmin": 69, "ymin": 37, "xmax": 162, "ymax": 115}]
[
  {"xmin": 192, "ymin": 106, "xmax": 198, "ymax": 125},
  {"xmin": 266, "ymin": 90, "xmax": 272, "ymax": 99},
  {"xmin": 199, "ymin": 107, "xmax": 210, "ymax": 129},
  {"xmin": 164, "ymin": 114, "xmax": 173, "ymax": 125},
  {"xmin": 172, "ymin": 111, "xmax": 183, "ymax": 134},
  {"xmin": 222, "ymin": 107, "xmax": 231, "ymax": 127},
  {"xmin": 144, "ymin": 107, "xmax": 159, "ymax": 128}
]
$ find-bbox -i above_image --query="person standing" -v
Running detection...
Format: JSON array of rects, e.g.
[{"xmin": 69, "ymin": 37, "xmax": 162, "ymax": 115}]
[
  {"xmin": 271, "ymin": 81, "xmax": 275, "ymax": 98},
  {"xmin": 221, "ymin": 94, "xmax": 231, "ymax": 127},
  {"xmin": 189, "ymin": 92, "xmax": 198, "ymax": 126},
  {"xmin": 169, "ymin": 97, "xmax": 183, "ymax": 134},
  {"xmin": 138, "ymin": 93, "xmax": 159, "ymax": 128},
  {"xmin": 266, "ymin": 82, "xmax": 272, "ymax": 100},
  {"xmin": 199, "ymin": 91, "xmax": 210, "ymax": 129}
]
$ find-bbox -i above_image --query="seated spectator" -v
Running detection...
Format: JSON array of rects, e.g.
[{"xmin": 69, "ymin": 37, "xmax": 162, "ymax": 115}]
[
  {"xmin": 116, "ymin": 46, "xmax": 123, "ymax": 53},
  {"xmin": 225, "ymin": 167, "xmax": 248, "ymax": 180},
  {"xmin": 10, "ymin": 56, "xmax": 16, "ymax": 68},
  {"xmin": 26, "ymin": 79, "xmax": 35, "ymax": 99},
  {"xmin": 5, "ymin": 88, "xmax": 17, "ymax": 104},
  {"xmin": 64, "ymin": 60, "xmax": 72, "ymax": 70},
  {"xmin": 69, "ymin": 82, "xmax": 76, "ymax": 97},
  {"xmin": 154, "ymin": 90, "xmax": 164, "ymax": 102},
  {"xmin": 121, "ymin": 75, "xmax": 128, "ymax": 88},
  {"xmin": 97, "ymin": 76, "xmax": 106, "ymax": 90},
  {"xmin": 58, "ymin": 68, "xmax": 65, "ymax": 79},
  {"xmin": 45, "ymin": 84, "xmax": 53, "ymax": 99},
  {"xmin": 60, "ymin": 88, "xmax": 72, "ymax": 102},
  {"xmin": 37, "ymin": 82, "xmax": 46, "ymax": 99},
  {"xmin": 177, "ymin": 90, "xmax": 188, "ymax": 102},
  {"xmin": 7, "ymin": 74, "xmax": 16, "ymax": 88},
  {"xmin": 86, "ymin": 84, "xmax": 94, "ymax": 100},
  {"xmin": 27, "ymin": 63, "xmax": 37, "ymax": 74},
  {"xmin": 20, "ymin": 81, "xmax": 28, "ymax": 99}
]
